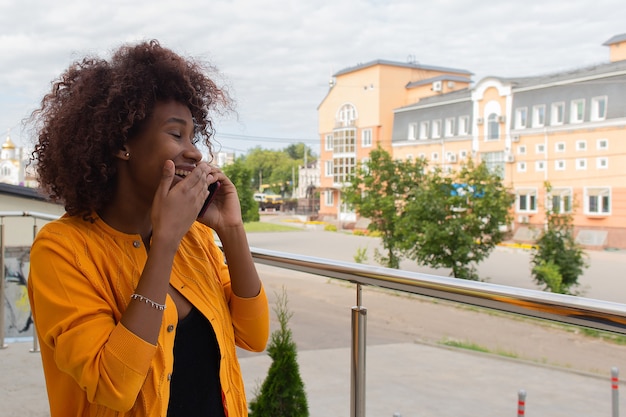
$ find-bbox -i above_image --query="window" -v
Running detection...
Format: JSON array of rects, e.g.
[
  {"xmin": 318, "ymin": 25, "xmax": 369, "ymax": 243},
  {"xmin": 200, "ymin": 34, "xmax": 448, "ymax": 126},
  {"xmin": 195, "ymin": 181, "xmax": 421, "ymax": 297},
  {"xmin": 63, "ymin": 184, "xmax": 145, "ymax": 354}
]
[
  {"xmin": 532, "ymin": 105, "xmax": 545, "ymax": 127},
  {"xmin": 591, "ymin": 96, "xmax": 607, "ymax": 120},
  {"xmin": 337, "ymin": 103, "xmax": 357, "ymax": 127},
  {"xmin": 481, "ymin": 151, "xmax": 505, "ymax": 177},
  {"xmin": 431, "ymin": 152, "xmax": 439, "ymax": 161},
  {"xmin": 576, "ymin": 158, "xmax": 587, "ymax": 170},
  {"xmin": 550, "ymin": 188, "xmax": 572, "ymax": 214},
  {"xmin": 332, "ymin": 156, "xmax": 355, "ymax": 183},
  {"xmin": 597, "ymin": 138, "xmax": 608, "ymax": 150},
  {"xmin": 487, "ymin": 113, "xmax": 499, "ymax": 140},
  {"xmin": 419, "ymin": 121, "xmax": 430, "ymax": 139},
  {"xmin": 585, "ymin": 187, "xmax": 611, "ymax": 215},
  {"xmin": 459, "ymin": 150, "xmax": 468, "ymax": 159},
  {"xmin": 517, "ymin": 145, "xmax": 527, "ymax": 155},
  {"xmin": 517, "ymin": 189, "xmax": 537, "ymax": 212},
  {"xmin": 458, "ymin": 116, "xmax": 469, "ymax": 135},
  {"xmin": 361, "ymin": 157, "xmax": 370, "ymax": 173},
  {"xmin": 515, "ymin": 108, "xmax": 528, "ymax": 128},
  {"xmin": 324, "ymin": 160, "xmax": 333, "ymax": 177},
  {"xmin": 405, "ymin": 154, "xmax": 413, "ymax": 161},
  {"xmin": 324, "ymin": 190, "xmax": 334, "ymax": 206},
  {"xmin": 535, "ymin": 160, "xmax": 546, "ymax": 171},
  {"xmin": 445, "ymin": 117, "xmax": 455, "ymax": 137},
  {"xmin": 555, "ymin": 142, "xmax": 565, "ymax": 152},
  {"xmin": 576, "ymin": 140, "xmax": 587, "ymax": 151},
  {"xmin": 408, "ymin": 123, "xmax": 417, "ymax": 140},
  {"xmin": 361, "ymin": 129, "xmax": 372, "ymax": 147},
  {"xmin": 536, "ymin": 144, "xmax": 545, "ymax": 154},
  {"xmin": 333, "ymin": 129, "xmax": 356, "ymax": 153},
  {"xmin": 517, "ymin": 161, "xmax": 526, "ymax": 172},
  {"xmin": 555, "ymin": 160, "xmax": 566, "ymax": 170},
  {"xmin": 325, "ymin": 134, "xmax": 333, "ymax": 151},
  {"xmin": 570, "ymin": 99, "xmax": 585, "ymax": 123},
  {"xmin": 551, "ymin": 102, "xmax": 564, "ymax": 125},
  {"xmin": 432, "ymin": 120, "xmax": 442, "ymax": 138},
  {"xmin": 596, "ymin": 157, "xmax": 608, "ymax": 169}
]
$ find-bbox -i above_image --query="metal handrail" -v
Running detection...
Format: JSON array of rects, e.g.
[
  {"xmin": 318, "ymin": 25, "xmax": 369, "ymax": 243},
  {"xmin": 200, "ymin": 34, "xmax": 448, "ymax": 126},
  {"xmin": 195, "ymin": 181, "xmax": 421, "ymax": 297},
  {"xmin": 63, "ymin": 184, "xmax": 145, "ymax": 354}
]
[
  {"xmin": 0, "ymin": 211, "xmax": 60, "ymax": 350},
  {"xmin": 247, "ymin": 247, "xmax": 626, "ymax": 417},
  {"xmin": 249, "ymin": 247, "xmax": 626, "ymax": 334}
]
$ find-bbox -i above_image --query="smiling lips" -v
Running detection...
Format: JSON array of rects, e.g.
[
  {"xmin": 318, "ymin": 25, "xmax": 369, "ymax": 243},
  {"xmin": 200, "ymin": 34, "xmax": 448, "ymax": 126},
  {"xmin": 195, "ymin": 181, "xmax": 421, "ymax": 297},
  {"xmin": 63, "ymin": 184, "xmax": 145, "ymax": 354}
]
[{"xmin": 174, "ymin": 169, "xmax": 192, "ymax": 178}]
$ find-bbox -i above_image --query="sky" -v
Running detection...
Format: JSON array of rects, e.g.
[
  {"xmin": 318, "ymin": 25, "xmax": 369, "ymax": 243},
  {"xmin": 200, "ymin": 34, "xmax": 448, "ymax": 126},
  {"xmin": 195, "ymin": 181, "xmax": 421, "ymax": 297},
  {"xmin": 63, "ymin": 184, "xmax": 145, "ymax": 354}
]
[{"xmin": 1, "ymin": 0, "xmax": 625, "ymax": 158}]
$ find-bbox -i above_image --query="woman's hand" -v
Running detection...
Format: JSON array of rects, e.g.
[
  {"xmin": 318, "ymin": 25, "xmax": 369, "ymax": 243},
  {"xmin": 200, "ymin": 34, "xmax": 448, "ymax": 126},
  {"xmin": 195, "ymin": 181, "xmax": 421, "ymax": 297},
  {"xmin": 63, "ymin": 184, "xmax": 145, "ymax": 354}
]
[
  {"xmin": 195, "ymin": 163, "xmax": 243, "ymax": 233},
  {"xmin": 151, "ymin": 160, "xmax": 211, "ymax": 245}
]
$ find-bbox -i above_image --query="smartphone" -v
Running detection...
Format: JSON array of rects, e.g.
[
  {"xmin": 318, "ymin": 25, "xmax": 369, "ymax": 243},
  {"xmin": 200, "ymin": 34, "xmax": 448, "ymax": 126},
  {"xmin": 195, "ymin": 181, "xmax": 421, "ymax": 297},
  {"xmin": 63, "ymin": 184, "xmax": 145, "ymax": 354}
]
[{"xmin": 198, "ymin": 181, "xmax": 221, "ymax": 218}]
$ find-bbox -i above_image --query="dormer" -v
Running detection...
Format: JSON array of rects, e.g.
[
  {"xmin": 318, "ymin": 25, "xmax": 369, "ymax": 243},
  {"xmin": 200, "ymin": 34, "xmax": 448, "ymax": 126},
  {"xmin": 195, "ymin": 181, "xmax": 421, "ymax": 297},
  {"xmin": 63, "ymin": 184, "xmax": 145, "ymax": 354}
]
[{"xmin": 603, "ymin": 33, "xmax": 626, "ymax": 63}]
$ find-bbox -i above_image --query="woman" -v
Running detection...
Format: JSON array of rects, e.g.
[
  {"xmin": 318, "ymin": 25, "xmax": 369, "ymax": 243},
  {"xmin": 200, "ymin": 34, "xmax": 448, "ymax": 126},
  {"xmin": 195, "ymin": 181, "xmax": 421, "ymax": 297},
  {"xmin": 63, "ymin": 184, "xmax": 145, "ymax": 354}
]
[{"xmin": 27, "ymin": 40, "xmax": 269, "ymax": 417}]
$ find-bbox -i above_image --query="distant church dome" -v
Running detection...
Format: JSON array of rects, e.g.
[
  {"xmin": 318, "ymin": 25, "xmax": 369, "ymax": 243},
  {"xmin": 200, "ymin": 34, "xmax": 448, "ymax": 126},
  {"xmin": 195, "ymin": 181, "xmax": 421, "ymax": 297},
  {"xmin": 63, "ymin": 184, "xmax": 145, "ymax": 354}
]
[{"xmin": 2, "ymin": 136, "xmax": 16, "ymax": 149}]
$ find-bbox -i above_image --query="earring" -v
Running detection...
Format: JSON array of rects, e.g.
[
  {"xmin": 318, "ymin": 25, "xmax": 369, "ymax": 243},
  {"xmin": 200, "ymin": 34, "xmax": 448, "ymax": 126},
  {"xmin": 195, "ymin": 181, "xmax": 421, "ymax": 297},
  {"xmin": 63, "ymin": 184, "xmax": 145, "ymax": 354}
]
[{"xmin": 124, "ymin": 151, "xmax": 130, "ymax": 158}]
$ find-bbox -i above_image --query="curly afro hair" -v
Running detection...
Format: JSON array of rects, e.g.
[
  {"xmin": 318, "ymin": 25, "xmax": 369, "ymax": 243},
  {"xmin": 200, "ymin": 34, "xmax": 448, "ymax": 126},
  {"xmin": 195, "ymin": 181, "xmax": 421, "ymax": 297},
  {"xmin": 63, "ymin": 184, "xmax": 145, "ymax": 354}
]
[{"xmin": 30, "ymin": 40, "xmax": 232, "ymax": 217}]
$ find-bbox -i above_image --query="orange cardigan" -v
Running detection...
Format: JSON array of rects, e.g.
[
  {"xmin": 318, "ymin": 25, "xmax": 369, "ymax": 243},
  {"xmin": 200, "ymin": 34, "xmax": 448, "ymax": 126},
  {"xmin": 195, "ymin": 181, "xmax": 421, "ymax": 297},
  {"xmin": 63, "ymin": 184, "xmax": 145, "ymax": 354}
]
[{"xmin": 28, "ymin": 214, "xmax": 269, "ymax": 417}]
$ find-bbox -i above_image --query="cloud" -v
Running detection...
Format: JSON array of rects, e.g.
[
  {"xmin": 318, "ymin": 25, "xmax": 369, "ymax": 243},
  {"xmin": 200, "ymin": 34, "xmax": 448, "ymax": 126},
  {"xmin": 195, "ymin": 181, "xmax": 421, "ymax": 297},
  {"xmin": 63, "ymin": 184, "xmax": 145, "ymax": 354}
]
[{"xmin": 1, "ymin": 0, "xmax": 625, "ymax": 155}]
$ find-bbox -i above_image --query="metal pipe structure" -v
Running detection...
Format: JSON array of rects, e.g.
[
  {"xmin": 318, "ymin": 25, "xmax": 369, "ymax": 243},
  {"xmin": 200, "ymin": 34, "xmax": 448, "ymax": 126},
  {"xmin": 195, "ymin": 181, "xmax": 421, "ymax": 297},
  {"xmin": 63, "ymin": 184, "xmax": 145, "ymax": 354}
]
[
  {"xmin": 350, "ymin": 284, "xmax": 367, "ymax": 417},
  {"xmin": 0, "ymin": 212, "xmax": 59, "ymax": 348},
  {"xmin": 249, "ymin": 247, "xmax": 626, "ymax": 417},
  {"xmin": 249, "ymin": 247, "xmax": 626, "ymax": 335}
]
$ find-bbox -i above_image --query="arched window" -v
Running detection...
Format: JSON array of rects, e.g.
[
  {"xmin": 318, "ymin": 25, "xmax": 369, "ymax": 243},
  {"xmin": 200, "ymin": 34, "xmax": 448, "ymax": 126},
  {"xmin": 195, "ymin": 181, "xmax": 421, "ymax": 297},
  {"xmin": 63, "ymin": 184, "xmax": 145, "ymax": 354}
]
[
  {"xmin": 487, "ymin": 113, "xmax": 500, "ymax": 140},
  {"xmin": 336, "ymin": 104, "xmax": 357, "ymax": 127}
]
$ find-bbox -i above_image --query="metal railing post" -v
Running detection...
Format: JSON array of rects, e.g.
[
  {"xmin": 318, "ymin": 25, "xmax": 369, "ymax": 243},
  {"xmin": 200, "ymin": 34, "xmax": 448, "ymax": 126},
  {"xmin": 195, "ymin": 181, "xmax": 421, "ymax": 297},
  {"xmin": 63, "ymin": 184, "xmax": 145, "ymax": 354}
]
[
  {"xmin": 0, "ymin": 219, "xmax": 6, "ymax": 349},
  {"xmin": 30, "ymin": 219, "xmax": 39, "ymax": 353},
  {"xmin": 611, "ymin": 367, "xmax": 619, "ymax": 417},
  {"xmin": 351, "ymin": 283, "xmax": 367, "ymax": 417}
]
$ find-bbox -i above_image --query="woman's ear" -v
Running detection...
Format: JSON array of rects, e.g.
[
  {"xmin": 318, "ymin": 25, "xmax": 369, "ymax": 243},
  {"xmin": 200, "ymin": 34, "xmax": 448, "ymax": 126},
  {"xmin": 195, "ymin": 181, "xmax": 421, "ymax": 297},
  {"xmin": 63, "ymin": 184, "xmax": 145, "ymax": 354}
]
[{"xmin": 115, "ymin": 148, "xmax": 131, "ymax": 160}]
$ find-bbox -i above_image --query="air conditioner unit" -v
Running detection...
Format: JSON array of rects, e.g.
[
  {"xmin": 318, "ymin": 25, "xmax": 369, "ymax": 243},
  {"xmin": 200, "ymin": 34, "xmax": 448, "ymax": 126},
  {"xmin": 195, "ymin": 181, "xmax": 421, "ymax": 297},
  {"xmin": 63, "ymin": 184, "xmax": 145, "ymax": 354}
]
[
  {"xmin": 505, "ymin": 154, "xmax": 515, "ymax": 163},
  {"xmin": 447, "ymin": 153, "xmax": 457, "ymax": 163},
  {"xmin": 517, "ymin": 215, "xmax": 530, "ymax": 223},
  {"xmin": 511, "ymin": 135, "xmax": 520, "ymax": 143},
  {"xmin": 432, "ymin": 81, "xmax": 442, "ymax": 92},
  {"xmin": 477, "ymin": 117, "xmax": 484, "ymax": 125},
  {"xmin": 498, "ymin": 115, "xmax": 506, "ymax": 123}
]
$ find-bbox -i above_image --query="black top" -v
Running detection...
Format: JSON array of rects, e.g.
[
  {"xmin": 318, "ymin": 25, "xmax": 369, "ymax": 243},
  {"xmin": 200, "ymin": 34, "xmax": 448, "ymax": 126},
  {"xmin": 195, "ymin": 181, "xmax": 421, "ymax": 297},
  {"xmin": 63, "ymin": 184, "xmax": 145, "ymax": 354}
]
[{"xmin": 167, "ymin": 307, "xmax": 225, "ymax": 417}]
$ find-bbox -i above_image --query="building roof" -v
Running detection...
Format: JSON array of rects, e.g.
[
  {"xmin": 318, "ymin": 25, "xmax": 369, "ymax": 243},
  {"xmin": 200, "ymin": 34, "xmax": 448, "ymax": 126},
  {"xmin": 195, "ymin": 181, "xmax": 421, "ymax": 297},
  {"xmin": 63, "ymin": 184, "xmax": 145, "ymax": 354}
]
[
  {"xmin": 406, "ymin": 74, "xmax": 473, "ymax": 88},
  {"xmin": 395, "ymin": 88, "xmax": 472, "ymax": 112},
  {"xmin": 503, "ymin": 59, "xmax": 626, "ymax": 89},
  {"xmin": 333, "ymin": 59, "xmax": 473, "ymax": 77},
  {"xmin": 0, "ymin": 182, "xmax": 48, "ymax": 201},
  {"xmin": 603, "ymin": 33, "xmax": 626, "ymax": 46}
]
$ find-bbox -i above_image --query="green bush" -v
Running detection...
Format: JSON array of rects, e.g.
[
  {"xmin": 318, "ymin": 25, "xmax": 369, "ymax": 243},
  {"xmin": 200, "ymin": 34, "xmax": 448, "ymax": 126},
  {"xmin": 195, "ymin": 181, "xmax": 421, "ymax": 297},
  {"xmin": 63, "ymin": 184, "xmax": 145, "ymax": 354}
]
[{"xmin": 248, "ymin": 288, "xmax": 309, "ymax": 417}]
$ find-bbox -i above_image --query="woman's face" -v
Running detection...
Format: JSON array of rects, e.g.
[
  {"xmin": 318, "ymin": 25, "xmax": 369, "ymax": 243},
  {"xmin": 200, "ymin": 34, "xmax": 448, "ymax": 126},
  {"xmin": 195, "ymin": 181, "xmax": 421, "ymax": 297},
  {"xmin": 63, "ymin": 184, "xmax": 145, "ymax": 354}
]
[{"xmin": 123, "ymin": 100, "xmax": 203, "ymax": 204}]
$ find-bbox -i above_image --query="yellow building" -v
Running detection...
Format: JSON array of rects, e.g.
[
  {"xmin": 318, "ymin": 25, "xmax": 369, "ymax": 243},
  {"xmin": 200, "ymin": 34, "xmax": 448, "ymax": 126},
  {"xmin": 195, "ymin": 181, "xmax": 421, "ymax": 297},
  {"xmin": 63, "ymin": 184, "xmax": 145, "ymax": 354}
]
[
  {"xmin": 317, "ymin": 59, "xmax": 472, "ymax": 222},
  {"xmin": 318, "ymin": 33, "xmax": 626, "ymax": 248}
]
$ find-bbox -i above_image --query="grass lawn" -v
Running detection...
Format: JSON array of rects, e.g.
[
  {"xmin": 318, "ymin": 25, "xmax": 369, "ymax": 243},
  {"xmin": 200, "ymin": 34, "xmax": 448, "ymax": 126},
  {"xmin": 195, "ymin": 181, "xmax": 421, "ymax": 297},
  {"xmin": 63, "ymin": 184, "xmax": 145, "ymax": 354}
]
[{"xmin": 243, "ymin": 221, "xmax": 302, "ymax": 233}]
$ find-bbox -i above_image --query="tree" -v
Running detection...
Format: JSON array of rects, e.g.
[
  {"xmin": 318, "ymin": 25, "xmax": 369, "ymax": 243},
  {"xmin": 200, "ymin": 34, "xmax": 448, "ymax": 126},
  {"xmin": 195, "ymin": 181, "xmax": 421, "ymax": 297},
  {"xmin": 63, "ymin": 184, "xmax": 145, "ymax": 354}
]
[
  {"xmin": 342, "ymin": 147, "xmax": 427, "ymax": 268},
  {"xmin": 248, "ymin": 287, "xmax": 308, "ymax": 417},
  {"xmin": 397, "ymin": 159, "xmax": 514, "ymax": 280},
  {"xmin": 531, "ymin": 183, "xmax": 587, "ymax": 294},
  {"xmin": 222, "ymin": 157, "xmax": 260, "ymax": 222}
]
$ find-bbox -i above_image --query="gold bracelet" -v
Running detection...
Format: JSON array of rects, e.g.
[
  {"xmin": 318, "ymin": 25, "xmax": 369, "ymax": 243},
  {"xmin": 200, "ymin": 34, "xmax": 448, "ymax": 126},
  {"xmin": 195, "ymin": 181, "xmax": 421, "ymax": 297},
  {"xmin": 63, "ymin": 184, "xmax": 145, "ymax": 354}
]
[{"xmin": 130, "ymin": 293, "xmax": 166, "ymax": 311}]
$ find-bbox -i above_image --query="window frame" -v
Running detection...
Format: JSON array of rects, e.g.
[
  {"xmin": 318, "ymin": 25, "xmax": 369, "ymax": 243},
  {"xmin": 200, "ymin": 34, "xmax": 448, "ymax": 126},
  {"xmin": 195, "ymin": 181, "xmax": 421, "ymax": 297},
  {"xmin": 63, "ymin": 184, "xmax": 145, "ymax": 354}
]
[
  {"xmin": 515, "ymin": 107, "xmax": 528, "ymax": 129},
  {"xmin": 532, "ymin": 104, "xmax": 546, "ymax": 128},
  {"xmin": 551, "ymin": 102, "xmax": 564, "ymax": 125},
  {"xmin": 570, "ymin": 99, "xmax": 585, "ymax": 124},
  {"xmin": 584, "ymin": 187, "xmax": 611, "ymax": 216},
  {"xmin": 591, "ymin": 96, "xmax": 607, "ymax": 121}
]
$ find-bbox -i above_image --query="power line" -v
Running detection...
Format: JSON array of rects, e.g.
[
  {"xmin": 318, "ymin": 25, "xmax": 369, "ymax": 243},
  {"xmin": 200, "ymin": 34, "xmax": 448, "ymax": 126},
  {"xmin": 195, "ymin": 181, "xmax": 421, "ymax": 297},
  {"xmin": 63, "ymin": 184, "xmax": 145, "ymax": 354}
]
[{"xmin": 215, "ymin": 132, "xmax": 319, "ymax": 144}]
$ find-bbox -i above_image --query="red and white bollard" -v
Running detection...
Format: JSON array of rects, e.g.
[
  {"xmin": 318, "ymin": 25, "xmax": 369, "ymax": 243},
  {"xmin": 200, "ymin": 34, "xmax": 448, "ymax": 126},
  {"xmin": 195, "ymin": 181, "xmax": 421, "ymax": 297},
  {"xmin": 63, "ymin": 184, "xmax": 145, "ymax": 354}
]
[
  {"xmin": 611, "ymin": 367, "xmax": 619, "ymax": 417},
  {"xmin": 517, "ymin": 389, "xmax": 527, "ymax": 417}
]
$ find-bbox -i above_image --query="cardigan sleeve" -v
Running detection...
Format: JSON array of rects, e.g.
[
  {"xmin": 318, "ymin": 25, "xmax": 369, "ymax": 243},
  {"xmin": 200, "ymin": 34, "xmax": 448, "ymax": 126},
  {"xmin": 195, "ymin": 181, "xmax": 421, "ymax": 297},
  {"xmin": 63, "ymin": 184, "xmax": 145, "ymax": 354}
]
[{"xmin": 28, "ymin": 225, "xmax": 157, "ymax": 412}]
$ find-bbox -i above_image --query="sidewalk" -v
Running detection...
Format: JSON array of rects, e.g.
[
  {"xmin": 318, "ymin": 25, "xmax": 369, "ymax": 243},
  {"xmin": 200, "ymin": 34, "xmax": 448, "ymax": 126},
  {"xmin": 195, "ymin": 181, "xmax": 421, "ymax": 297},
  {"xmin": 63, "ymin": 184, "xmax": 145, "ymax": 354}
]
[{"xmin": 2, "ymin": 340, "xmax": 622, "ymax": 417}]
